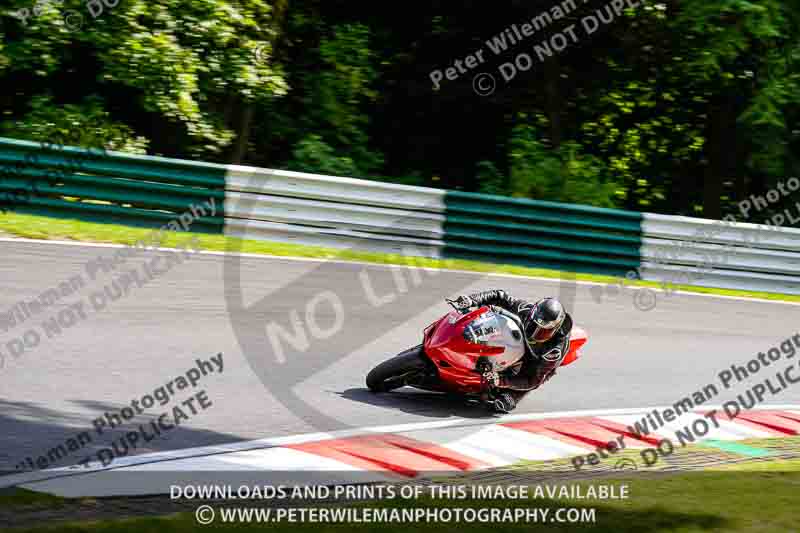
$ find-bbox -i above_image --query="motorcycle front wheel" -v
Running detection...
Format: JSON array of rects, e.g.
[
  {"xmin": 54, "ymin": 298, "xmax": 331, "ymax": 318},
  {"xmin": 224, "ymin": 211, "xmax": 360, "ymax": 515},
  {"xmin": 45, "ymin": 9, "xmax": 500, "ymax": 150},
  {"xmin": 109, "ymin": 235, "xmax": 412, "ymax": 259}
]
[{"xmin": 366, "ymin": 344, "xmax": 428, "ymax": 392}]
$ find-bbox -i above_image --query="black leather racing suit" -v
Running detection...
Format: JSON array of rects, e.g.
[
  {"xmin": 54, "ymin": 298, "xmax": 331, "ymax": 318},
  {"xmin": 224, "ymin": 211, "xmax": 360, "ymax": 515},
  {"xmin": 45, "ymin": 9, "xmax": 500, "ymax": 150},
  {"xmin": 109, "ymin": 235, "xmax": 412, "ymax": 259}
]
[{"xmin": 467, "ymin": 290, "xmax": 573, "ymax": 392}]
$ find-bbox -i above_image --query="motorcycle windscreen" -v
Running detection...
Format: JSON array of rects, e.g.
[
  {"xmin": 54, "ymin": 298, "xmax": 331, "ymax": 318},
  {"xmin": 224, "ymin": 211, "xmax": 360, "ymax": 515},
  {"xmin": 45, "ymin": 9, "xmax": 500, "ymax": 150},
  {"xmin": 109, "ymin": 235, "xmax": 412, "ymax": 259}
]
[{"xmin": 462, "ymin": 312, "xmax": 526, "ymax": 370}]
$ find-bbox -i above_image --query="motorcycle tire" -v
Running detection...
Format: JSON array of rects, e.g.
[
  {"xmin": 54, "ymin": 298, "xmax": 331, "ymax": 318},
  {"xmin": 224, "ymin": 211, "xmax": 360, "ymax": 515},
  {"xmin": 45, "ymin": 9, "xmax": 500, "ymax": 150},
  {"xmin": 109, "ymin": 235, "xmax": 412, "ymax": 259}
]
[{"xmin": 366, "ymin": 345, "xmax": 428, "ymax": 392}]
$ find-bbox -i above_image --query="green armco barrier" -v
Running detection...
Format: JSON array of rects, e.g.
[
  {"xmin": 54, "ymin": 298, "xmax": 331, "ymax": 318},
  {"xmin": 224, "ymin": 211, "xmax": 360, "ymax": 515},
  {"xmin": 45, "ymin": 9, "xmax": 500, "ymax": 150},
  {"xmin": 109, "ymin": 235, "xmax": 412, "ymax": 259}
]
[
  {"xmin": 443, "ymin": 191, "xmax": 643, "ymax": 276},
  {"xmin": 0, "ymin": 137, "xmax": 225, "ymax": 232},
  {"xmin": 1, "ymin": 136, "xmax": 645, "ymax": 276}
]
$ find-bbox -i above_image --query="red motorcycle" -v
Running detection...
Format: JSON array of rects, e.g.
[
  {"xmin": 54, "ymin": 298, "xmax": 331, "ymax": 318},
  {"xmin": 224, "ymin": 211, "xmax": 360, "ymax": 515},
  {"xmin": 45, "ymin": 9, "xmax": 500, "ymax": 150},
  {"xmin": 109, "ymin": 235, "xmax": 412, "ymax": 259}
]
[{"xmin": 367, "ymin": 299, "xmax": 588, "ymax": 406}]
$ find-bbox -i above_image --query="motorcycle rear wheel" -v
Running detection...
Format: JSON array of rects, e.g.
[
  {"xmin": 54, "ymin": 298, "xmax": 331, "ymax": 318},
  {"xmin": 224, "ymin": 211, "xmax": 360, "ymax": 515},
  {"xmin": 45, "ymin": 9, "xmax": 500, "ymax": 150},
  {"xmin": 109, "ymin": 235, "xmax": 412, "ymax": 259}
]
[{"xmin": 366, "ymin": 345, "xmax": 428, "ymax": 392}]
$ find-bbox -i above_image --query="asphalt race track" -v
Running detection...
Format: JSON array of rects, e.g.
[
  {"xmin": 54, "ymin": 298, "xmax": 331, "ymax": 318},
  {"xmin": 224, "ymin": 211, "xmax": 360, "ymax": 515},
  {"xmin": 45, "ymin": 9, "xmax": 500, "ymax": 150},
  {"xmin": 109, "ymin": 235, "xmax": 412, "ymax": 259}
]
[{"xmin": 2, "ymin": 237, "xmax": 800, "ymax": 473}]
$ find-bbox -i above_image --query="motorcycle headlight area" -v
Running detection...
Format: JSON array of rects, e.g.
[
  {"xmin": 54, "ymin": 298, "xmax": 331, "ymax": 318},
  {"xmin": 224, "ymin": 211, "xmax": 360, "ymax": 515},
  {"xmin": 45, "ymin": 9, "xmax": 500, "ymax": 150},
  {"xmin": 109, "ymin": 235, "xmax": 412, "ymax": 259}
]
[{"xmin": 463, "ymin": 313, "xmax": 502, "ymax": 345}]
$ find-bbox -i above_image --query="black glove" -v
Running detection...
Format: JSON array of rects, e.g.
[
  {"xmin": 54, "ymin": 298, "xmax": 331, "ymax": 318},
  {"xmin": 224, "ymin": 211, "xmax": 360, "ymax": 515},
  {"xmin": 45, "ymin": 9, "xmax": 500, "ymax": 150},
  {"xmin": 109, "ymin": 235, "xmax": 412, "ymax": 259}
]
[{"xmin": 452, "ymin": 295, "xmax": 474, "ymax": 311}]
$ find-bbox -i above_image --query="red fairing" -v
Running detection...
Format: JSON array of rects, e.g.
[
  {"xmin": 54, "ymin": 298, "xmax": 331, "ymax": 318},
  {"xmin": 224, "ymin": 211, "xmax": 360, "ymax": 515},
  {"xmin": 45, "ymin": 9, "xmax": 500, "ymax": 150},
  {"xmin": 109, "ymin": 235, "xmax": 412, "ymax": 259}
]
[
  {"xmin": 560, "ymin": 326, "xmax": 587, "ymax": 367},
  {"xmin": 424, "ymin": 307, "xmax": 506, "ymax": 394},
  {"xmin": 418, "ymin": 305, "xmax": 589, "ymax": 395}
]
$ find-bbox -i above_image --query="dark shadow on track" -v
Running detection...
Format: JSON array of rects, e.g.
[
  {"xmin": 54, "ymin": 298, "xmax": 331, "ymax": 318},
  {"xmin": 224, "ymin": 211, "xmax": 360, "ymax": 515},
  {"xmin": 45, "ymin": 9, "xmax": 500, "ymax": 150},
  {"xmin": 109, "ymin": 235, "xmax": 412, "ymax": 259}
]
[
  {"xmin": 335, "ymin": 387, "xmax": 506, "ymax": 420},
  {"xmin": 0, "ymin": 399, "xmax": 247, "ymax": 476}
]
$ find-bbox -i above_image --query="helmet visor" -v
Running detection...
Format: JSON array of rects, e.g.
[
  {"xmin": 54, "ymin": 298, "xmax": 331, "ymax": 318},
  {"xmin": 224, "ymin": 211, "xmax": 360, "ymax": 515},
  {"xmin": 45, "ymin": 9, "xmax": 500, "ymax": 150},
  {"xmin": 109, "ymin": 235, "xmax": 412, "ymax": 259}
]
[
  {"xmin": 528, "ymin": 302, "xmax": 565, "ymax": 343},
  {"xmin": 529, "ymin": 324, "xmax": 557, "ymax": 343}
]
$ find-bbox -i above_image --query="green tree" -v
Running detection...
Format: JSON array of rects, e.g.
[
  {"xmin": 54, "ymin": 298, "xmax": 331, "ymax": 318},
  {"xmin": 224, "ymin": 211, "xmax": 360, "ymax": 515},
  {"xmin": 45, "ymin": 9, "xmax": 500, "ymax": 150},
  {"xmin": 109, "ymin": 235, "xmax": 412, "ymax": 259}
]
[
  {"xmin": 476, "ymin": 160, "xmax": 506, "ymax": 196},
  {"xmin": 1, "ymin": 95, "xmax": 148, "ymax": 152},
  {"xmin": 673, "ymin": 0, "xmax": 800, "ymax": 217},
  {"xmin": 1, "ymin": 0, "xmax": 287, "ymax": 155},
  {"xmin": 286, "ymin": 22, "xmax": 384, "ymax": 176},
  {"xmin": 509, "ymin": 119, "xmax": 619, "ymax": 208},
  {"xmin": 288, "ymin": 133, "xmax": 358, "ymax": 176}
]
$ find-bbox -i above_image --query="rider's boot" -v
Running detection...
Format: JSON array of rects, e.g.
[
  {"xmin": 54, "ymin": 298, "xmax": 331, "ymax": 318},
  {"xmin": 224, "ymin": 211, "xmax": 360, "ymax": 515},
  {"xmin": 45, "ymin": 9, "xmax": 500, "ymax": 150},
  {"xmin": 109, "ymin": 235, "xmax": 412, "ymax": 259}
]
[{"xmin": 491, "ymin": 391, "xmax": 517, "ymax": 413}]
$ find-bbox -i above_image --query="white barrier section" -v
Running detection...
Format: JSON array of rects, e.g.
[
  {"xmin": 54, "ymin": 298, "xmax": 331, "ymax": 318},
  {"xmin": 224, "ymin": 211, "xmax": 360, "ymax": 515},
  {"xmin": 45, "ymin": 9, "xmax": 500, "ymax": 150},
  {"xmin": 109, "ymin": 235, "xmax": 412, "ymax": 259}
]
[
  {"xmin": 641, "ymin": 213, "xmax": 800, "ymax": 294},
  {"xmin": 220, "ymin": 165, "xmax": 800, "ymax": 293},
  {"xmin": 223, "ymin": 166, "xmax": 446, "ymax": 257}
]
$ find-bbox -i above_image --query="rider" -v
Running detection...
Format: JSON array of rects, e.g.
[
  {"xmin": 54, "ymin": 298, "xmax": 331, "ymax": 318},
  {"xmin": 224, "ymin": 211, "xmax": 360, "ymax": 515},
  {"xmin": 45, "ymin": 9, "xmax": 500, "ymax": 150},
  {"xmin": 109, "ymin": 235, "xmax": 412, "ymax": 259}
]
[{"xmin": 452, "ymin": 290, "xmax": 572, "ymax": 413}]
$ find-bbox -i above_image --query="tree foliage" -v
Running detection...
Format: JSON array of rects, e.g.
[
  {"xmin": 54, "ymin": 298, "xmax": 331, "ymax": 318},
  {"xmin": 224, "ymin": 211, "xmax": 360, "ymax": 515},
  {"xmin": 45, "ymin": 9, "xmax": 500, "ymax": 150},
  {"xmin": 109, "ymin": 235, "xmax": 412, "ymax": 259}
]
[
  {"xmin": 509, "ymin": 119, "xmax": 619, "ymax": 208},
  {"xmin": 2, "ymin": 0, "xmax": 798, "ymax": 219}
]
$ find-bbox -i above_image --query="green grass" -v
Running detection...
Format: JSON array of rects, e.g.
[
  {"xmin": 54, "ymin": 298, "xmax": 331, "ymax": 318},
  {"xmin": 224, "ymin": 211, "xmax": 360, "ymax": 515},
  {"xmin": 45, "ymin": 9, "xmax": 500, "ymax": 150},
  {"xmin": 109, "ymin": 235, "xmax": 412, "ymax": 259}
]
[
  {"xmin": 512, "ymin": 436, "xmax": 796, "ymax": 473},
  {"xmin": 711, "ymin": 457, "xmax": 800, "ymax": 471},
  {"xmin": 0, "ymin": 488, "xmax": 66, "ymax": 507},
  {"xmin": 5, "ymin": 456, "xmax": 800, "ymax": 531},
  {"xmin": 6, "ymin": 466, "xmax": 800, "ymax": 532},
  {"xmin": 2, "ymin": 210, "xmax": 800, "ymax": 303}
]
